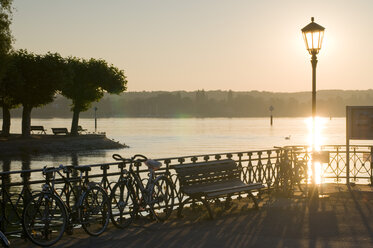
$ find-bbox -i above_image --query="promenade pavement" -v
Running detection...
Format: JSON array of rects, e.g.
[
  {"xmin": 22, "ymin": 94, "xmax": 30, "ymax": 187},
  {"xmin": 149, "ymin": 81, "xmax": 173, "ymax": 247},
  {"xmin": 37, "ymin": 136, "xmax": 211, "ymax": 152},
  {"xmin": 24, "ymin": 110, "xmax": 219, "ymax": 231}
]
[{"xmin": 12, "ymin": 184, "xmax": 373, "ymax": 248}]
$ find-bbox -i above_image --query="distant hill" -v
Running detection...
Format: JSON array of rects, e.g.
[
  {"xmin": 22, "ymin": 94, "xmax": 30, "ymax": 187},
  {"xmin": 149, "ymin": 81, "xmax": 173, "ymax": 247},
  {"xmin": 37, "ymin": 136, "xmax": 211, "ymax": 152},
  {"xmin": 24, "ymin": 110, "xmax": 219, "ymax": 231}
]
[{"xmin": 3, "ymin": 89, "xmax": 373, "ymax": 118}]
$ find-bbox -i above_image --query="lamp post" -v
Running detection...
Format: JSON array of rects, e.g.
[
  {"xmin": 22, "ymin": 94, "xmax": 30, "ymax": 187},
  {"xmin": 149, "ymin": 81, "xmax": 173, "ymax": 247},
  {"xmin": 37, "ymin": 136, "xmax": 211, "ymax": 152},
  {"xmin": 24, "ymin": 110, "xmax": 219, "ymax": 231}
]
[{"xmin": 301, "ymin": 17, "xmax": 325, "ymax": 200}]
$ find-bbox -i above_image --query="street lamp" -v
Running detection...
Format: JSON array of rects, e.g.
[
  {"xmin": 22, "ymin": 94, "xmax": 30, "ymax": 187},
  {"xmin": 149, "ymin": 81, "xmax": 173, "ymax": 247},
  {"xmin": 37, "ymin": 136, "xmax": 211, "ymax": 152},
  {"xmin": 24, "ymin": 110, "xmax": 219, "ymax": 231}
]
[{"xmin": 301, "ymin": 17, "xmax": 325, "ymax": 200}]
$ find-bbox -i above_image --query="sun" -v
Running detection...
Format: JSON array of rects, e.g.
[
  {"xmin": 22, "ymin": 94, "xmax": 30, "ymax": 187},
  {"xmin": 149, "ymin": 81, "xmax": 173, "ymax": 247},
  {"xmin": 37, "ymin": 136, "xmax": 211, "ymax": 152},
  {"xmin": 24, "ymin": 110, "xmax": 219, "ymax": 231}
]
[{"xmin": 305, "ymin": 117, "xmax": 327, "ymax": 184}]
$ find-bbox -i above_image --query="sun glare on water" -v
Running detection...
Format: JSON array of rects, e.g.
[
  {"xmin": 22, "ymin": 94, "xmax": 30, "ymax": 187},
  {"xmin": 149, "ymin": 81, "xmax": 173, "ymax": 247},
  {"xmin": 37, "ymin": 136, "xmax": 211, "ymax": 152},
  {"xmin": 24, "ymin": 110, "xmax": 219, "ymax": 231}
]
[{"xmin": 305, "ymin": 117, "xmax": 327, "ymax": 184}]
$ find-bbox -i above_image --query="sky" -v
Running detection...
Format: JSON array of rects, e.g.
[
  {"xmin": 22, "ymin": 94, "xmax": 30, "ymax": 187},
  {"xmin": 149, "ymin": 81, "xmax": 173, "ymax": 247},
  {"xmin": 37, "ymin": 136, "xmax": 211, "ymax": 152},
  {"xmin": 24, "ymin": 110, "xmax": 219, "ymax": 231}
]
[{"xmin": 10, "ymin": 0, "xmax": 373, "ymax": 92}]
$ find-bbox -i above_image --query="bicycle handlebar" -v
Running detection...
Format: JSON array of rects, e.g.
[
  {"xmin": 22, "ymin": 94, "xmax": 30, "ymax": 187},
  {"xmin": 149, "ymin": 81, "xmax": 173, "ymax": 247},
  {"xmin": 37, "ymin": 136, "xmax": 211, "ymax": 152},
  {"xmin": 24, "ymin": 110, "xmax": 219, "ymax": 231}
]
[
  {"xmin": 132, "ymin": 154, "xmax": 148, "ymax": 162},
  {"xmin": 112, "ymin": 153, "xmax": 149, "ymax": 169},
  {"xmin": 42, "ymin": 165, "xmax": 66, "ymax": 174},
  {"xmin": 112, "ymin": 154, "xmax": 124, "ymax": 161},
  {"xmin": 112, "ymin": 154, "xmax": 148, "ymax": 162}
]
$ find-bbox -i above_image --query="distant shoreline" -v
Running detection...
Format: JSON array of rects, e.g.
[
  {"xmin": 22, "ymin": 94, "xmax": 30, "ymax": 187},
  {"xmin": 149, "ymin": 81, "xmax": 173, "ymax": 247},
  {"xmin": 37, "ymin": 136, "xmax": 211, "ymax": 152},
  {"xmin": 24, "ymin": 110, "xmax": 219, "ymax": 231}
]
[{"xmin": 0, "ymin": 134, "xmax": 126, "ymax": 157}]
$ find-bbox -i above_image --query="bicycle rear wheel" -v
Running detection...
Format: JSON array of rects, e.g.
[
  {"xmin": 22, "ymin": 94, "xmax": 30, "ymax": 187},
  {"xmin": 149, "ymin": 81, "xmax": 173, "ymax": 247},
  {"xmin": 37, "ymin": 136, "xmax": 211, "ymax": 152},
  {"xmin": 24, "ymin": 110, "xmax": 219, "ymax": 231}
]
[
  {"xmin": 110, "ymin": 180, "xmax": 138, "ymax": 229},
  {"xmin": 149, "ymin": 176, "xmax": 174, "ymax": 222},
  {"xmin": 79, "ymin": 185, "xmax": 110, "ymax": 236},
  {"xmin": 22, "ymin": 193, "xmax": 67, "ymax": 247},
  {"xmin": 0, "ymin": 231, "xmax": 10, "ymax": 247}
]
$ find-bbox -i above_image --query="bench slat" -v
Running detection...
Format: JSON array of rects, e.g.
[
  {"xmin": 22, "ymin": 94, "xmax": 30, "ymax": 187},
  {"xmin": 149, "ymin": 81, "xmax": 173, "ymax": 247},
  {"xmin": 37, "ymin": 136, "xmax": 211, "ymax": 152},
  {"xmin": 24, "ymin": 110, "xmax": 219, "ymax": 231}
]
[
  {"xmin": 52, "ymin": 128, "xmax": 69, "ymax": 135},
  {"xmin": 206, "ymin": 184, "xmax": 265, "ymax": 198},
  {"xmin": 30, "ymin": 126, "xmax": 47, "ymax": 134},
  {"xmin": 183, "ymin": 180, "xmax": 262, "ymax": 194},
  {"xmin": 175, "ymin": 160, "xmax": 242, "ymax": 187}
]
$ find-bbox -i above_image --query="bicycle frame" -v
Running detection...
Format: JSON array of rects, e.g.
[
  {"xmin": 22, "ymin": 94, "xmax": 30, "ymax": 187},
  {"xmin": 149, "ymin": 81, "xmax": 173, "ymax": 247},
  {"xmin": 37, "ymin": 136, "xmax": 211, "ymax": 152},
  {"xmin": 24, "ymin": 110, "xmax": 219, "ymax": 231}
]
[
  {"xmin": 128, "ymin": 168, "xmax": 158, "ymax": 205},
  {"xmin": 44, "ymin": 167, "xmax": 84, "ymax": 218},
  {"xmin": 111, "ymin": 153, "xmax": 175, "ymax": 224},
  {"xmin": 42, "ymin": 166, "xmax": 104, "ymax": 230},
  {"xmin": 115, "ymin": 155, "xmax": 163, "ymax": 209}
]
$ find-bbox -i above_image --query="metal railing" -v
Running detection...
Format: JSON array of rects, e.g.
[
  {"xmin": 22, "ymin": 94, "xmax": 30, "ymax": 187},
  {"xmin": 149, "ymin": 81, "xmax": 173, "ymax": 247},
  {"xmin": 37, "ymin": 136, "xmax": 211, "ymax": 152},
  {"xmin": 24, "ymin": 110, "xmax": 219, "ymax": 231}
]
[
  {"xmin": 1, "ymin": 145, "xmax": 372, "ymax": 237},
  {"xmin": 285, "ymin": 145, "xmax": 373, "ymax": 185},
  {"xmin": 0, "ymin": 148, "xmax": 281, "ymax": 236}
]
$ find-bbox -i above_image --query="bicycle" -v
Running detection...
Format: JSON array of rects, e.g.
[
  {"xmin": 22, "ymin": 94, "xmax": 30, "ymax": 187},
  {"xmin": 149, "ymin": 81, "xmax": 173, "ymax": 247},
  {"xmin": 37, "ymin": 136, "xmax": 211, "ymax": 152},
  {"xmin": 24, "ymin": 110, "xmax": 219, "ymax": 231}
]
[
  {"xmin": 22, "ymin": 165, "xmax": 110, "ymax": 247},
  {"xmin": 275, "ymin": 146, "xmax": 308, "ymax": 195},
  {"xmin": 110, "ymin": 154, "xmax": 174, "ymax": 229}
]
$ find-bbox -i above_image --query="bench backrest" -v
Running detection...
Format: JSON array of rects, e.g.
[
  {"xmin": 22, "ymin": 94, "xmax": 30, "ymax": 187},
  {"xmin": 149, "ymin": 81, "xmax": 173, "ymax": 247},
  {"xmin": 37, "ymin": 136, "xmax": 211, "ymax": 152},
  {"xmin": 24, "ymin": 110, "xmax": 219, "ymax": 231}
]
[
  {"xmin": 174, "ymin": 159, "xmax": 241, "ymax": 188},
  {"xmin": 52, "ymin": 128, "xmax": 68, "ymax": 133},
  {"xmin": 31, "ymin": 126, "xmax": 44, "ymax": 130}
]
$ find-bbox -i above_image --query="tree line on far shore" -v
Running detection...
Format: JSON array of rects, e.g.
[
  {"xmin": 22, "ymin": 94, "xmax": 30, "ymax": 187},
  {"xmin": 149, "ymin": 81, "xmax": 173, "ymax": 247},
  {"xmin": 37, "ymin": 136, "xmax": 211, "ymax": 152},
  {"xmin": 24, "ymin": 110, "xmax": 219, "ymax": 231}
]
[
  {"xmin": 0, "ymin": 1, "xmax": 127, "ymax": 137},
  {"xmin": 7, "ymin": 89, "xmax": 373, "ymax": 119}
]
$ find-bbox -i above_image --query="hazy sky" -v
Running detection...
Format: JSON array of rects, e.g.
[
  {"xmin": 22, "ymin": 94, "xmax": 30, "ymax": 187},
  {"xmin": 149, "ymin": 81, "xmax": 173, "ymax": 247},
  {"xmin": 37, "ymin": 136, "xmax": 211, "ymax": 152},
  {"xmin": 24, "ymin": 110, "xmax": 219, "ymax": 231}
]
[{"xmin": 11, "ymin": 0, "xmax": 373, "ymax": 92}]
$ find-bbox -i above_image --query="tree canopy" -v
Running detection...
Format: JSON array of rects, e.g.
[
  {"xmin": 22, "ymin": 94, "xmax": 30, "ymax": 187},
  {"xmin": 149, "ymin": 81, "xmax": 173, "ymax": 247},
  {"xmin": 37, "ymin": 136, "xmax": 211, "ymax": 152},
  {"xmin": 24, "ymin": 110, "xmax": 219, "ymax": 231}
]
[
  {"xmin": 61, "ymin": 57, "xmax": 127, "ymax": 135},
  {"xmin": 0, "ymin": 0, "xmax": 12, "ymax": 56},
  {"xmin": 0, "ymin": 0, "xmax": 15, "ymax": 136},
  {"xmin": 4, "ymin": 50, "xmax": 70, "ymax": 136},
  {"xmin": 0, "ymin": 0, "xmax": 129, "ymax": 136}
]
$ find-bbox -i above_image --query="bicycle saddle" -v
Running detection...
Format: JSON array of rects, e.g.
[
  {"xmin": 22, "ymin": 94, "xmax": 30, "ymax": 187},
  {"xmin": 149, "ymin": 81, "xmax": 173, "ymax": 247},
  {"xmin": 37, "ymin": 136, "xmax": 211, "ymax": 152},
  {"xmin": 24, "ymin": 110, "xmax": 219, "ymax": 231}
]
[{"xmin": 145, "ymin": 159, "xmax": 162, "ymax": 171}]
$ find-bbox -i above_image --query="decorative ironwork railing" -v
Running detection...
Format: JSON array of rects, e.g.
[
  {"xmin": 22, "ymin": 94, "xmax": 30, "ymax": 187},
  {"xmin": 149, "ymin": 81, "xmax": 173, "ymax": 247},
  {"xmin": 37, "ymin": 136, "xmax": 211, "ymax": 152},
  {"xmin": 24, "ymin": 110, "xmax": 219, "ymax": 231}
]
[
  {"xmin": 1, "ymin": 145, "xmax": 372, "ymax": 237},
  {"xmin": 285, "ymin": 145, "xmax": 373, "ymax": 185},
  {"xmin": 0, "ymin": 149, "xmax": 281, "ymax": 236}
]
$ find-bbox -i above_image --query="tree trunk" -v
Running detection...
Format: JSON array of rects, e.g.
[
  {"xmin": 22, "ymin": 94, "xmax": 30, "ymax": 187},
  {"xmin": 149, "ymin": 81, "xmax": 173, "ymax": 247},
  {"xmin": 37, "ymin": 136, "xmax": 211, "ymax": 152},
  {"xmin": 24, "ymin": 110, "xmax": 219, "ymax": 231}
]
[
  {"xmin": 2, "ymin": 105, "xmax": 11, "ymax": 136},
  {"xmin": 70, "ymin": 110, "xmax": 80, "ymax": 136},
  {"xmin": 22, "ymin": 105, "xmax": 32, "ymax": 137}
]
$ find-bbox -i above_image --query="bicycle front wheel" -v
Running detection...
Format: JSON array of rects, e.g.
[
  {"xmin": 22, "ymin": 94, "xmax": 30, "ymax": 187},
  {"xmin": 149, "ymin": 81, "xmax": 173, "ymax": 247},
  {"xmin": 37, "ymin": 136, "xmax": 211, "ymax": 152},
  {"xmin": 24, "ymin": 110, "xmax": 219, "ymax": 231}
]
[
  {"xmin": 110, "ymin": 180, "xmax": 137, "ymax": 229},
  {"xmin": 22, "ymin": 193, "xmax": 67, "ymax": 247},
  {"xmin": 150, "ymin": 176, "xmax": 174, "ymax": 222},
  {"xmin": 79, "ymin": 185, "xmax": 110, "ymax": 236}
]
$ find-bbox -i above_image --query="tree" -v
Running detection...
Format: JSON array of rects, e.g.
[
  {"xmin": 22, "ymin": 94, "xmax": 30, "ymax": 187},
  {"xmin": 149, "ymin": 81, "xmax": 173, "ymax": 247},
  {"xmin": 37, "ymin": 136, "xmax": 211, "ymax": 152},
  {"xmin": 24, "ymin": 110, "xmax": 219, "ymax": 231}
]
[
  {"xmin": 4, "ymin": 50, "xmax": 70, "ymax": 137},
  {"xmin": 0, "ymin": 63, "xmax": 19, "ymax": 135},
  {"xmin": 62, "ymin": 58, "xmax": 127, "ymax": 136},
  {"xmin": 0, "ymin": 0, "xmax": 12, "ymax": 56},
  {"xmin": 0, "ymin": 0, "xmax": 13, "ymax": 136}
]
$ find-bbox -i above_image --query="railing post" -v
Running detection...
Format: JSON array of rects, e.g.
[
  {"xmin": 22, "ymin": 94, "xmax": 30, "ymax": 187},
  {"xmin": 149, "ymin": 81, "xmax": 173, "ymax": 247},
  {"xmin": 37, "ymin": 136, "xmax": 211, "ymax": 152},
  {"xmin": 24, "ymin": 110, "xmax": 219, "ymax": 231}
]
[
  {"xmin": 370, "ymin": 146, "xmax": 373, "ymax": 185},
  {"xmin": 164, "ymin": 159, "xmax": 171, "ymax": 176},
  {"xmin": 346, "ymin": 117, "xmax": 350, "ymax": 185},
  {"xmin": 248, "ymin": 152, "xmax": 253, "ymax": 183},
  {"xmin": 237, "ymin": 153, "xmax": 243, "ymax": 199},
  {"xmin": 257, "ymin": 152, "xmax": 263, "ymax": 183},
  {"xmin": 266, "ymin": 151, "xmax": 272, "ymax": 188},
  {"xmin": 275, "ymin": 149, "xmax": 281, "ymax": 189},
  {"xmin": 1, "ymin": 175, "xmax": 6, "ymax": 233},
  {"xmin": 101, "ymin": 164, "xmax": 109, "ymax": 190}
]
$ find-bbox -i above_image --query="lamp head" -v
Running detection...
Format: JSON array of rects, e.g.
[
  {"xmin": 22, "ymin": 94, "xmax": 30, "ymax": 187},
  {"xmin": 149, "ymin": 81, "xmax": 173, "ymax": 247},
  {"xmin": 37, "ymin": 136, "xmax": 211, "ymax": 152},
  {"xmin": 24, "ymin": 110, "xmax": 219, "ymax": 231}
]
[{"xmin": 301, "ymin": 17, "xmax": 325, "ymax": 55}]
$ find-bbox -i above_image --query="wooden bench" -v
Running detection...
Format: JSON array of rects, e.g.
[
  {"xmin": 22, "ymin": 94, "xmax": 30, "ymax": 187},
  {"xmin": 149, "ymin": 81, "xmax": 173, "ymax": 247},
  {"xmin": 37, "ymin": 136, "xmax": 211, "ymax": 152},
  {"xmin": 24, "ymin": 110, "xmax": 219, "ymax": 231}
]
[
  {"xmin": 174, "ymin": 159, "xmax": 264, "ymax": 219},
  {"xmin": 77, "ymin": 125, "xmax": 87, "ymax": 134},
  {"xmin": 30, "ymin": 126, "xmax": 47, "ymax": 134},
  {"xmin": 51, "ymin": 128, "xmax": 69, "ymax": 135}
]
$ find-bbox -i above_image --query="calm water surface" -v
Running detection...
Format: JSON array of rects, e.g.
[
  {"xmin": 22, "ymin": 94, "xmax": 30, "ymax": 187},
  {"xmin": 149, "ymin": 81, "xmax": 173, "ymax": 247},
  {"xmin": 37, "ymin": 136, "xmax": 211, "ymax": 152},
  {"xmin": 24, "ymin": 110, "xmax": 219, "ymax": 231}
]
[{"xmin": 2, "ymin": 117, "xmax": 371, "ymax": 172}]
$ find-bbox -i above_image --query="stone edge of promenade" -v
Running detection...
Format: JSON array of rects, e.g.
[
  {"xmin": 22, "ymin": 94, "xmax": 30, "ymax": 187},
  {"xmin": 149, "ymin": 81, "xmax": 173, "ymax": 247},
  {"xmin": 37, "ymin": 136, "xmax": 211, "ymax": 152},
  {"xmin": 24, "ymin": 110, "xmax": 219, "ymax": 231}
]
[{"xmin": 0, "ymin": 134, "xmax": 126, "ymax": 156}]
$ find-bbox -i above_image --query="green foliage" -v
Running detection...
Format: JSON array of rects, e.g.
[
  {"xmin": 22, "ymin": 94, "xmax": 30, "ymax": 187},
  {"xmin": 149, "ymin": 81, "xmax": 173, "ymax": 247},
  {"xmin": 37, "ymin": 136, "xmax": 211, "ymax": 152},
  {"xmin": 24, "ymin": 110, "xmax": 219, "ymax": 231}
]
[
  {"xmin": 61, "ymin": 57, "xmax": 127, "ymax": 112},
  {"xmin": 0, "ymin": 0, "xmax": 13, "ymax": 98},
  {"xmin": 0, "ymin": 54, "xmax": 17, "ymax": 107},
  {"xmin": 5, "ymin": 50, "xmax": 69, "ymax": 109},
  {"xmin": 0, "ymin": 0, "xmax": 12, "ymax": 56}
]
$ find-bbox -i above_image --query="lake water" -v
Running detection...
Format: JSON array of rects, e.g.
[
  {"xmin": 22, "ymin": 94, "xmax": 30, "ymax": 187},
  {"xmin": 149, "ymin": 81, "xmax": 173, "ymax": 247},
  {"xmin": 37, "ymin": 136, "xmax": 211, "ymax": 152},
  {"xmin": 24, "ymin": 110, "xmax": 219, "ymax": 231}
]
[{"xmin": 2, "ymin": 117, "xmax": 373, "ymax": 172}]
